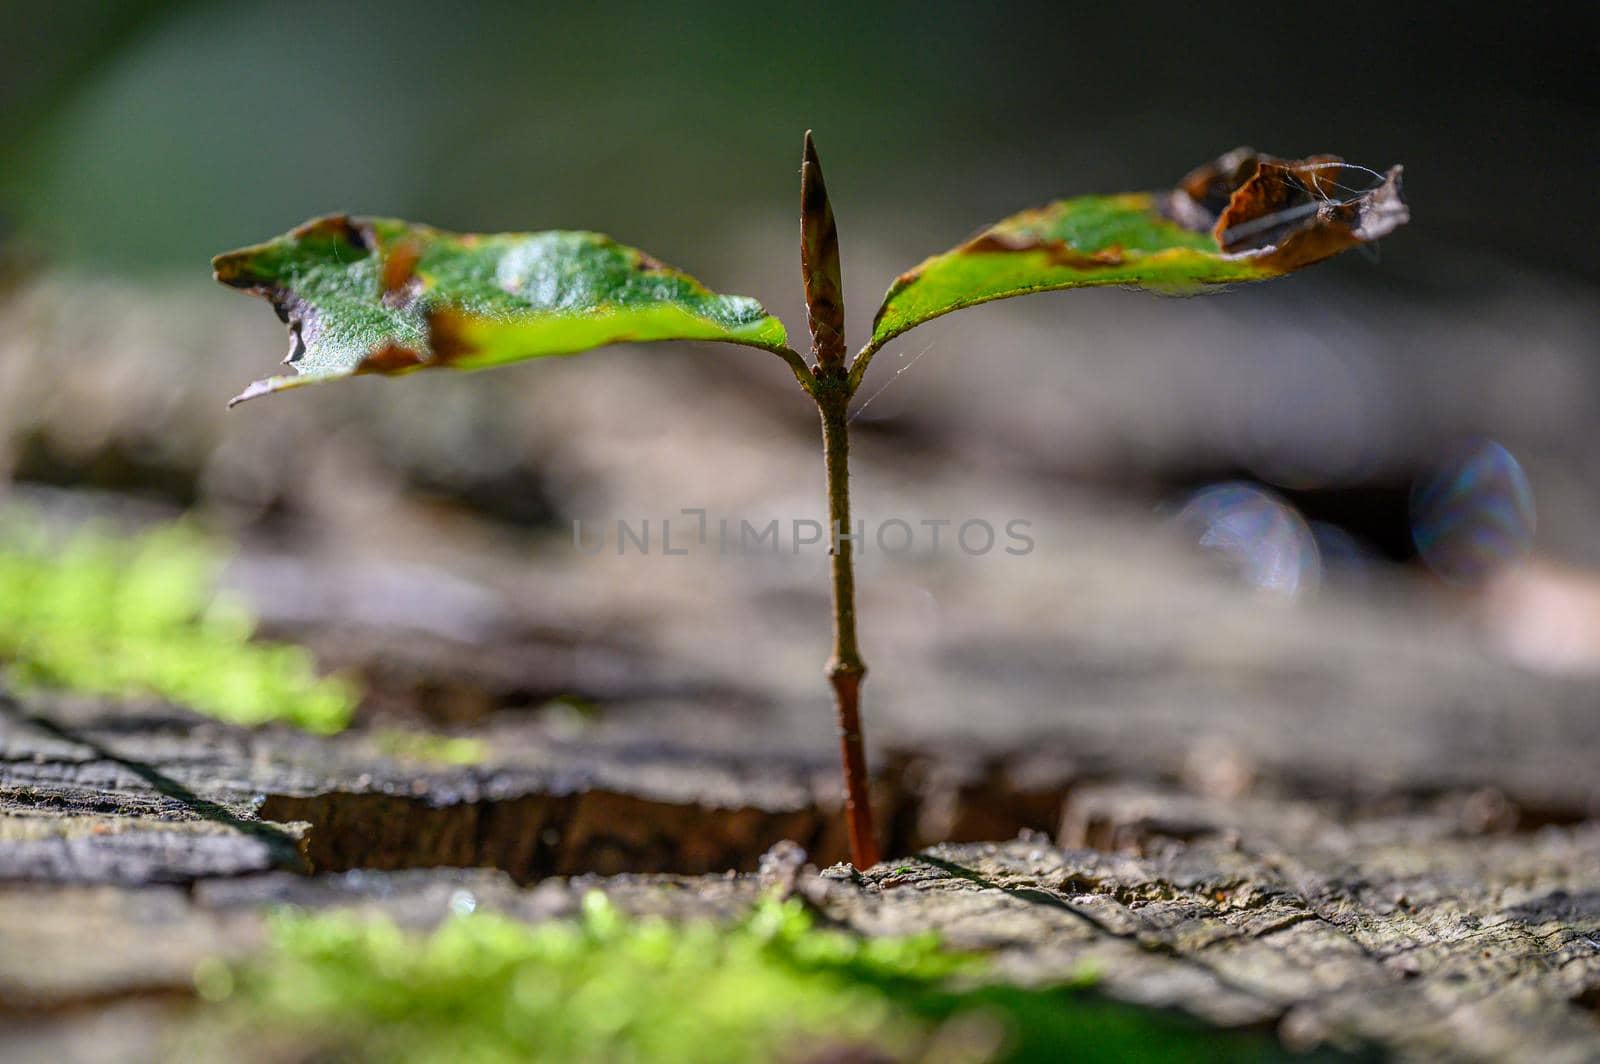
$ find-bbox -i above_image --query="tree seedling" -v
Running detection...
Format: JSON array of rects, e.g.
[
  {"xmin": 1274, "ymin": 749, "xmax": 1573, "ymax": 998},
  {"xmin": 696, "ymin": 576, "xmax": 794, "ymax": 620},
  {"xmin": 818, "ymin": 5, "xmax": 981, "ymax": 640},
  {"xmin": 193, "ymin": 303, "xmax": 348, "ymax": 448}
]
[{"xmin": 214, "ymin": 136, "xmax": 1407, "ymax": 870}]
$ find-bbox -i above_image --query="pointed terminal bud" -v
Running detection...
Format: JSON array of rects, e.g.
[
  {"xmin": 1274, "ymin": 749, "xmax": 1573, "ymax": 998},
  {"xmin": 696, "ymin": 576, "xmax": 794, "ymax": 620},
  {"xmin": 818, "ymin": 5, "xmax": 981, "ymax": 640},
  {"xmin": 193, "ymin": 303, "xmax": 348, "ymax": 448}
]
[{"xmin": 801, "ymin": 131, "xmax": 846, "ymax": 369}]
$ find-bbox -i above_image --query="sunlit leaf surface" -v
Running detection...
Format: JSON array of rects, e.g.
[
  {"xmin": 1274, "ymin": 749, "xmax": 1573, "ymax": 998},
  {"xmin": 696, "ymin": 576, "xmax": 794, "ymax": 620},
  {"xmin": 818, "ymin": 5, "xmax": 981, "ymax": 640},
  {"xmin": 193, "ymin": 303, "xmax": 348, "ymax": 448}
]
[
  {"xmin": 214, "ymin": 216, "xmax": 788, "ymax": 405},
  {"xmin": 868, "ymin": 149, "xmax": 1408, "ymax": 351}
]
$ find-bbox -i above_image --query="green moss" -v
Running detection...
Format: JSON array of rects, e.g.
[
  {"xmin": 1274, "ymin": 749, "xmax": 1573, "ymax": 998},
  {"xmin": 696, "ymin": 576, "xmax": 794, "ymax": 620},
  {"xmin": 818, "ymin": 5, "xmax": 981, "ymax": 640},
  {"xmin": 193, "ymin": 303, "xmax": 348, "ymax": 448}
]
[
  {"xmin": 194, "ymin": 894, "xmax": 1336, "ymax": 1063},
  {"xmin": 0, "ymin": 516, "xmax": 356, "ymax": 732},
  {"xmin": 373, "ymin": 728, "xmax": 487, "ymax": 766}
]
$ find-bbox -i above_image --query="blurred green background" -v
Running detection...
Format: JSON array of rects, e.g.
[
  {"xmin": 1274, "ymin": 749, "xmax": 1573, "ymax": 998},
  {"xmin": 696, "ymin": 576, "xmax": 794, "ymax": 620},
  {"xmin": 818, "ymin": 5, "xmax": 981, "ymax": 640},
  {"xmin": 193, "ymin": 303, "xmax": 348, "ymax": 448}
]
[{"xmin": 5, "ymin": 2, "xmax": 1595, "ymax": 281}]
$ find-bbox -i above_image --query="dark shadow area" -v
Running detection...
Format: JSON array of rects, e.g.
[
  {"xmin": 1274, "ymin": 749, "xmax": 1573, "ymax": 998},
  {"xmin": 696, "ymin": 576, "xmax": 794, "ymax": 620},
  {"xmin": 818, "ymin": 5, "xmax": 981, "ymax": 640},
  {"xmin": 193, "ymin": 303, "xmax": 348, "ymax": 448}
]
[{"xmin": 1503, "ymin": 890, "xmax": 1600, "ymax": 927}]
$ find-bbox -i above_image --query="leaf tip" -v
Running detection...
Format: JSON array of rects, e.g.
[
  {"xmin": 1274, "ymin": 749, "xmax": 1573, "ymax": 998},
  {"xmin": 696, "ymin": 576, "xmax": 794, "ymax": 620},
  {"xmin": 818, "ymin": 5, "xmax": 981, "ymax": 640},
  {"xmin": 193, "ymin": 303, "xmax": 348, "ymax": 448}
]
[
  {"xmin": 211, "ymin": 249, "xmax": 253, "ymax": 289},
  {"xmin": 226, "ymin": 379, "xmax": 275, "ymax": 408},
  {"xmin": 1175, "ymin": 150, "xmax": 1410, "ymax": 270},
  {"xmin": 1359, "ymin": 164, "xmax": 1409, "ymax": 239}
]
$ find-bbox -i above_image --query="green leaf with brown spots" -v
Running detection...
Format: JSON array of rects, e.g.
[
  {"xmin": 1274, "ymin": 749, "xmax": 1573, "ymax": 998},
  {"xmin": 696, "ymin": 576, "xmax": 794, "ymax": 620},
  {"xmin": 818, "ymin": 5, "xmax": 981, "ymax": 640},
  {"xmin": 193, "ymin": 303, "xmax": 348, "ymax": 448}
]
[
  {"xmin": 865, "ymin": 149, "xmax": 1408, "ymax": 355},
  {"xmin": 213, "ymin": 216, "xmax": 790, "ymax": 405}
]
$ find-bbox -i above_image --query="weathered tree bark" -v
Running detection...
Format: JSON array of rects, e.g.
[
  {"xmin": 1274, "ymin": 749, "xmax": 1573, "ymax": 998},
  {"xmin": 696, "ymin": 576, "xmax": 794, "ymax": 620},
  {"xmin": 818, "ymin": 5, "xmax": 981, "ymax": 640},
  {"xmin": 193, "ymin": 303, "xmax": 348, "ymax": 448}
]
[
  {"xmin": 0, "ymin": 688, "xmax": 842, "ymax": 884},
  {"xmin": 5, "ymin": 678, "xmax": 1600, "ymax": 1061}
]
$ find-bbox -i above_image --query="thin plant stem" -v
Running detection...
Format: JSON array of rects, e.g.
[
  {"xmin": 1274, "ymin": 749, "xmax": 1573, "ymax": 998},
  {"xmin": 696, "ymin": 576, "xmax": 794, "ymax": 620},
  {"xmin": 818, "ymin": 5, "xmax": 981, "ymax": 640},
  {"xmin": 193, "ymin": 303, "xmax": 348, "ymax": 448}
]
[
  {"xmin": 801, "ymin": 130, "xmax": 879, "ymax": 869},
  {"xmin": 816, "ymin": 371, "xmax": 878, "ymax": 869}
]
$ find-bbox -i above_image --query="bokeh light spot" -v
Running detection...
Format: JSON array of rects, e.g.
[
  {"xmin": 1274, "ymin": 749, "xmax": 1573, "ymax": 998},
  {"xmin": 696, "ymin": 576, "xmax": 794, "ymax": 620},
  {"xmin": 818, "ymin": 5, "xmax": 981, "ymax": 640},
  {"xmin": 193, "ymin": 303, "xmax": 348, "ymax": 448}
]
[
  {"xmin": 1409, "ymin": 439, "xmax": 1535, "ymax": 585},
  {"xmin": 1177, "ymin": 482, "xmax": 1321, "ymax": 596}
]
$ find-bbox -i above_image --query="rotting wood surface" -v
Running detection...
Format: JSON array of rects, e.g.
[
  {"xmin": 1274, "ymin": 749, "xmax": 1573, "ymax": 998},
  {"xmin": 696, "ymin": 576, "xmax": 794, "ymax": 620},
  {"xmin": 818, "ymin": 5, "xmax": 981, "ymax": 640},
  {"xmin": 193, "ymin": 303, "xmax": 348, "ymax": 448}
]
[{"xmin": 4, "ymin": 681, "xmax": 1600, "ymax": 1062}]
